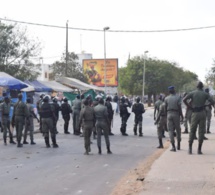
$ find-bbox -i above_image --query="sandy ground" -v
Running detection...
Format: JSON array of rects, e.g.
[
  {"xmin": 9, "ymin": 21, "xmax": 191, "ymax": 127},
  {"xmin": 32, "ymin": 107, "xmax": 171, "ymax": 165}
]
[{"xmin": 111, "ymin": 140, "xmax": 170, "ymax": 195}]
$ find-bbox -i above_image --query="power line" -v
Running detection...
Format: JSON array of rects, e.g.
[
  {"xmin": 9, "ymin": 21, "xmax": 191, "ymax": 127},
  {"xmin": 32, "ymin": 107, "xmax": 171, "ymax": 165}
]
[{"xmin": 1, "ymin": 17, "xmax": 215, "ymax": 33}]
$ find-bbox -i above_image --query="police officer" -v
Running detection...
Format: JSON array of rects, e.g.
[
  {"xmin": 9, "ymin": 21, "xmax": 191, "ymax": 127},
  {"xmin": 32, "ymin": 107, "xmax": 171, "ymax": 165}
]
[
  {"xmin": 72, "ymin": 95, "xmax": 82, "ymax": 135},
  {"xmin": 40, "ymin": 95, "xmax": 58, "ymax": 148},
  {"xmin": 61, "ymin": 97, "xmax": 72, "ymax": 134},
  {"xmin": 183, "ymin": 82, "xmax": 214, "ymax": 155},
  {"xmin": 155, "ymin": 97, "xmax": 167, "ymax": 148},
  {"xmin": 79, "ymin": 99, "xmax": 96, "ymax": 155},
  {"xmin": 94, "ymin": 98, "xmax": 112, "ymax": 154},
  {"xmin": 1, "ymin": 97, "xmax": 16, "ymax": 145},
  {"xmin": 37, "ymin": 94, "xmax": 45, "ymax": 131},
  {"xmin": 105, "ymin": 96, "xmax": 114, "ymax": 135},
  {"xmin": 132, "ymin": 96, "xmax": 145, "ymax": 136},
  {"xmin": 154, "ymin": 95, "xmax": 163, "ymax": 120},
  {"xmin": 52, "ymin": 97, "xmax": 61, "ymax": 134},
  {"xmin": 23, "ymin": 98, "xmax": 39, "ymax": 145},
  {"xmin": 12, "ymin": 93, "xmax": 29, "ymax": 148},
  {"xmin": 119, "ymin": 96, "xmax": 131, "ymax": 136},
  {"xmin": 204, "ymin": 88, "xmax": 214, "ymax": 134},
  {"xmin": 165, "ymin": 86, "xmax": 183, "ymax": 152}
]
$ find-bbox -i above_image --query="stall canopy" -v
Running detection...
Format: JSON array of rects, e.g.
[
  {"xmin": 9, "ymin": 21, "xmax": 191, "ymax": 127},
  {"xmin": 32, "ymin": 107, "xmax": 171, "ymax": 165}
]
[
  {"xmin": 24, "ymin": 80, "xmax": 52, "ymax": 92},
  {"xmin": 57, "ymin": 77, "xmax": 104, "ymax": 92},
  {"xmin": 0, "ymin": 72, "xmax": 28, "ymax": 90},
  {"xmin": 38, "ymin": 80, "xmax": 73, "ymax": 92}
]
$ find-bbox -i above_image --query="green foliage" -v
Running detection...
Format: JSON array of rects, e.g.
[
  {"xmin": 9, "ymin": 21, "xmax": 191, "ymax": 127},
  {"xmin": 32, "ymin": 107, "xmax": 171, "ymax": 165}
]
[
  {"xmin": 119, "ymin": 55, "xmax": 198, "ymax": 97},
  {"xmin": 205, "ymin": 59, "xmax": 215, "ymax": 86},
  {"xmin": 0, "ymin": 21, "xmax": 41, "ymax": 80},
  {"xmin": 50, "ymin": 52, "xmax": 88, "ymax": 83}
]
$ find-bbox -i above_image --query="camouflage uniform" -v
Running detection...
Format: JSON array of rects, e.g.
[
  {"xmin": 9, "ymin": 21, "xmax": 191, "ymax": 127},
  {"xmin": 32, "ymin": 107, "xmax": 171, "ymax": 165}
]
[
  {"xmin": 1, "ymin": 101, "xmax": 15, "ymax": 144},
  {"xmin": 132, "ymin": 100, "xmax": 145, "ymax": 136},
  {"xmin": 79, "ymin": 105, "xmax": 95, "ymax": 154},
  {"xmin": 13, "ymin": 100, "xmax": 29, "ymax": 147},
  {"xmin": 72, "ymin": 98, "xmax": 82, "ymax": 135},
  {"xmin": 94, "ymin": 103, "xmax": 112, "ymax": 154}
]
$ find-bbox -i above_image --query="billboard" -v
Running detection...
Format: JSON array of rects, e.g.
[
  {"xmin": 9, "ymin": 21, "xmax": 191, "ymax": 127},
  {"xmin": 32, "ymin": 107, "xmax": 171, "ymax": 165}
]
[{"xmin": 83, "ymin": 59, "xmax": 118, "ymax": 87}]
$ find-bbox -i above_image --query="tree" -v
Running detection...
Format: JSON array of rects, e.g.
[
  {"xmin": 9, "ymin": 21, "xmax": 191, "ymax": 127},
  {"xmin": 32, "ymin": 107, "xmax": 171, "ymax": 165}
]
[
  {"xmin": 0, "ymin": 21, "xmax": 41, "ymax": 80},
  {"xmin": 205, "ymin": 59, "xmax": 215, "ymax": 86},
  {"xmin": 119, "ymin": 55, "xmax": 198, "ymax": 105},
  {"xmin": 50, "ymin": 52, "xmax": 88, "ymax": 83}
]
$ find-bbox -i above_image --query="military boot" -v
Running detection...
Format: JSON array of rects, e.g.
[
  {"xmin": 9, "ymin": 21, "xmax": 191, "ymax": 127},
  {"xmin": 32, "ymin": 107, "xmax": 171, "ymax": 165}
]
[
  {"xmin": 98, "ymin": 146, "xmax": 102, "ymax": 154},
  {"xmin": 107, "ymin": 146, "xmax": 112, "ymax": 154},
  {"xmin": 52, "ymin": 136, "xmax": 59, "ymax": 148},
  {"xmin": 203, "ymin": 136, "xmax": 208, "ymax": 140},
  {"xmin": 157, "ymin": 138, "xmax": 164, "ymax": 149},
  {"xmin": 133, "ymin": 126, "xmax": 137, "ymax": 136},
  {"xmin": 188, "ymin": 141, "xmax": 193, "ymax": 154},
  {"xmin": 3, "ymin": 137, "xmax": 7, "ymax": 146},
  {"xmin": 17, "ymin": 141, "xmax": 23, "ymax": 148},
  {"xmin": 9, "ymin": 137, "xmax": 16, "ymax": 144},
  {"xmin": 183, "ymin": 128, "xmax": 188, "ymax": 134},
  {"xmin": 45, "ymin": 137, "xmax": 50, "ymax": 148},
  {"xmin": 206, "ymin": 126, "xmax": 211, "ymax": 134},
  {"xmin": 84, "ymin": 146, "xmax": 89, "ymax": 155},
  {"xmin": 177, "ymin": 141, "xmax": 180, "ymax": 150},
  {"xmin": 197, "ymin": 142, "xmax": 203, "ymax": 155},
  {"xmin": 139, "ymin": 127, "xmax": 143, "ymax": 137},
  {"xmin": 170, "ymin": 143, "xmax": 176, "ymax": 152}
]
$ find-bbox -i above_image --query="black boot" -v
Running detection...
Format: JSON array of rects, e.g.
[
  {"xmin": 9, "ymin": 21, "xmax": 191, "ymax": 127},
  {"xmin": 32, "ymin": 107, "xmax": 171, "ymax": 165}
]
[
  {"xmin": 23, "ymin": 140, "xmax": 29, "ymax": 144},
  {"xmin": 197, "ymin": 142, "xmax": 203, "ymax": 154},
  {"xmin": 9, "ymin": 137, "xmax": 16, "ymax": 144},
  {"xmin": 98, "ymin": 146, "xmax": 102, "ymax": 154},
  {"xmin": 52, "ymin": 136, "xmax": 59, "ymax": 148},
  {"xmin": 139, "ymin": 127, "xmax": 143, "ymax": 137},
  {"xmin": 31, "ymin": 141, "xmax": 36, "ymax": 145},
  {"xmin": 188, "ymin": 141, "xmax": 192, "ymax": 154},
  {"xmin": 177, "ymin": 142, "xmax": 180, "ymax": 150},
  {"xmin": 107, "ymin": 146, "xmax": 112, "ymax": 154},
  {"xmin": 133, "ymin": 127, "xmax": 137, "ymax": 135},
  {"xmin": 4, "ymin": 138, "xmax": 7, "ymax": 145},
  {"xmin": 203, "ymin": 136, "xmax": 208, "ymax": 140},
  {"xmin": 45, "ymin": 137, "xmax": 50, "ymax": 148},
  {"xmin": 17, "ymin": 141, "xmax": 23, "ymax": 148},
  {"xmin": 183, "ymin": 128, "xmax": 188, "ymax": 134},
  {"xmin": 206, "ymin": 126, "xmax": 211, "ymax": 134},
  {"xmin": 170, "ymin": 143, "xmax": 176, "ymax": 152},
  {"xmin": 157, "ymin": 138, "xmax": 163, "ymax": 148}
]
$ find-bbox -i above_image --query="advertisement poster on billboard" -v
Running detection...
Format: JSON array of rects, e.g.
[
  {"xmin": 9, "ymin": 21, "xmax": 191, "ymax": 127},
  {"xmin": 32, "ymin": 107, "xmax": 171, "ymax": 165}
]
[{"xmin": 83, "ymin": 59, "xmax": 118, "ymax": 87}]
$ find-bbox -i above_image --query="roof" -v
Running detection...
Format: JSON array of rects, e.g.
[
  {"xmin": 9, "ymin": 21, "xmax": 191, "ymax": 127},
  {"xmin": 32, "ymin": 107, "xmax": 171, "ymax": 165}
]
[
  {"xmin": 24, "ymin": 80, "xmax": 52, "ymax": 92},
  {"xmin": 38, "ymin": 80, "xmax": 73, "ymax": 92},
  {"xmin": 56, "ymin": 77, "xmax": 104, "ymax": 92}
]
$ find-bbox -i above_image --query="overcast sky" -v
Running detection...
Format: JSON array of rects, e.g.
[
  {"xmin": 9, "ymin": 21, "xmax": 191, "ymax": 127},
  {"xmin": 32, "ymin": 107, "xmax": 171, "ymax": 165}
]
[{"xmin": 1, "ymin": 0, "xmax": 215, "ymax": 82}]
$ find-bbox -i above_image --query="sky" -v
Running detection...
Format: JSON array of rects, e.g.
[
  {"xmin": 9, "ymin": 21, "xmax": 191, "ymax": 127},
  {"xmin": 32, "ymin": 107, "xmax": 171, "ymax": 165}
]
[{"xmin": 1, "ymin": 0, "xmax": 215, "ymax": 82}]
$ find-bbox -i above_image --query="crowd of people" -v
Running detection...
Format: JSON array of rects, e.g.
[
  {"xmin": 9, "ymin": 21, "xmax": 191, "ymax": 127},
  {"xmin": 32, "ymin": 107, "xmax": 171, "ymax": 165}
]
[
  {"xmin": 0, "ymin": 92, "xmax": 147, "ymax": 155},
  {"xmin": 154, "ymin": 81, "xmax": 214, "ymax": 154},
  {"xmin": 1, "ymin": 81, "xmax": 212, "ymax": 155}
]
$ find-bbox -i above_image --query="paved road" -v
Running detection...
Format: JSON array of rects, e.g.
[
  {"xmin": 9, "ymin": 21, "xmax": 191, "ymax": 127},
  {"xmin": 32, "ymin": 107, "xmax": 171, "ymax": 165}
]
[{"xmin": 0, "ymin": 106, "xmax": 160, "ymax": 195}]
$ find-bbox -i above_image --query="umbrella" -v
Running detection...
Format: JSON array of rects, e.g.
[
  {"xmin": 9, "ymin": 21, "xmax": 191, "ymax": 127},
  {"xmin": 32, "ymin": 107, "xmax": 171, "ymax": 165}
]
[{"xmin": 0, "ymin": 77, "xmax": 28, "ymax": 90}]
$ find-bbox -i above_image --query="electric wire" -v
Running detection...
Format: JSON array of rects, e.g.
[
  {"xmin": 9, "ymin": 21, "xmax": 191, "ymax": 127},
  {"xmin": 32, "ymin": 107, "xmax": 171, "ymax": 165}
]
[{"xmin": 1, "ymin": 17, "xmax": 215, "ymax": 33}]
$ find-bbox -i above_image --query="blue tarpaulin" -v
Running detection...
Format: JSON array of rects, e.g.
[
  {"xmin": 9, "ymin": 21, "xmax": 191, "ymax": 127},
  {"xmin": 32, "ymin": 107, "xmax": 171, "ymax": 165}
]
[
  {"xmin": 24, "ymin": 80, "xmax": 52, "ymax": 92},
  {"xmin": 0, "ymin": 77, "xmax": 28, "ymax": 90}
]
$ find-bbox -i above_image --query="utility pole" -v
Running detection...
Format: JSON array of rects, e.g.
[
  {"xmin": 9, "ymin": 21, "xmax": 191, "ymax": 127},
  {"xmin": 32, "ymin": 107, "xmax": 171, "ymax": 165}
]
[{"xmin": 65, "ymin": 21, "xmax": 68, "ymax": 77}]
